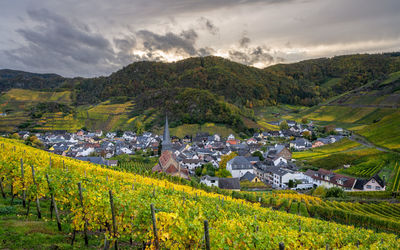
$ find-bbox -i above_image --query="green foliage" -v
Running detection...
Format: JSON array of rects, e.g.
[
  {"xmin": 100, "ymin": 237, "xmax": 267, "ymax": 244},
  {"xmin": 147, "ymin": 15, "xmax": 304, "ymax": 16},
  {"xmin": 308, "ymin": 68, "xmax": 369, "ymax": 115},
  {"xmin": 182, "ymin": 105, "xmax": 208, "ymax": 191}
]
[
  {"xmin": 251, "ymin": 151, "xmax": 264, "ymax": 161},
  {"xmin": 219, "ymin": 152, "xmax": 238, "ymax": 169},
  {"xmin": 215, "ymin": 169, "xmax": 232, "ymax": 178},
  {"xmin": 240, "ymin": 180, "xmax": 267, "ymax": 190},
  {"xmin": 0, "ymin": 205, "xmax": 16, "ymax": 215},
  {"xmin": 313, "ymin": 186, "xmax": 327, "ymax": 197},
  {"xmin": 279, "ymin": 120, "xmax": 289, "ymax": 130},
  {"xmin": 325, "ymin": 187, "xmax": 346, "ymax": 198},
  {"xmin": 29, "ymin": 102, "xmax": 72, "ymax": 119}
]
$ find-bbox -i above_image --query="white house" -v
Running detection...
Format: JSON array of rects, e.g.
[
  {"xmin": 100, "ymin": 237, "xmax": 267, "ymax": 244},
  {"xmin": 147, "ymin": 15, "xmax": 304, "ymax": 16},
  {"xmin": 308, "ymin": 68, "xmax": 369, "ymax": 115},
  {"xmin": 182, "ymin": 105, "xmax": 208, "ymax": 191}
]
[
  {"xmin": 181, "ymin": 159, "xmax": 204, "ymax": 170},
  {"xmin": 273, "ymin": 156, "xmax": 287, "ymax": 166},
  {"xmin": 227, "ymin": 134, "xmax": 235, "ymax": 140},
  {"xmin": 200, "ymin": 175, "xmax": 219, "ymax": 187},
  {"xmin": 226, "ymin": 156, "xmax": 254, "ymax": 178}
]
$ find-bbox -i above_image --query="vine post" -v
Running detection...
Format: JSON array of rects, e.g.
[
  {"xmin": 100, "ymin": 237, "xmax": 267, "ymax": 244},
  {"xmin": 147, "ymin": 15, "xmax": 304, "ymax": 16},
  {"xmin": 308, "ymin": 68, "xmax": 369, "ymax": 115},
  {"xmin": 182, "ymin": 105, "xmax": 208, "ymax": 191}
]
[
  {"xmin": 150, "ymin": 203, "xmax": 159, "ymax": 250},
  {"xmin": 77, "ymin": 182, "xmax": 89, "ymax": 246},
  {"xmin": 30, "ymin": 165, "xmax": 41, "ymax": 219}
]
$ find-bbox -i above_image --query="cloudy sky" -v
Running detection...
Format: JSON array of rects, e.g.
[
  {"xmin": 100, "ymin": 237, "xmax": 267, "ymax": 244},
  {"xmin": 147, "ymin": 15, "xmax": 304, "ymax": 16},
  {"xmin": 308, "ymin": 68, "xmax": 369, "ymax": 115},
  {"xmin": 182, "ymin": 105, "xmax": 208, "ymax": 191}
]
[{"xmin": 0, "ymin": 0, "xmax": 399, "ymax": 77}]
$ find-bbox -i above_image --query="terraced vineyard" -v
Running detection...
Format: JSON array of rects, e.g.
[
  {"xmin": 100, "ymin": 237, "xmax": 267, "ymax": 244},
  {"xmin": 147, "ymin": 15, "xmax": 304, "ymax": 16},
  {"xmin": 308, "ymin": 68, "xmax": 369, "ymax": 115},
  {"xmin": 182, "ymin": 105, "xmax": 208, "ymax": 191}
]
[
  {"xmin": 392, "ymin": 162, "xmax": 400, "ymax": 192},
  {"xmin": 1, "ymin": 137, "xmax": 399, "ymax": 249},
  {"xmin": 261, "ymin": 192, "xmax": 400, "ymax": 234}
]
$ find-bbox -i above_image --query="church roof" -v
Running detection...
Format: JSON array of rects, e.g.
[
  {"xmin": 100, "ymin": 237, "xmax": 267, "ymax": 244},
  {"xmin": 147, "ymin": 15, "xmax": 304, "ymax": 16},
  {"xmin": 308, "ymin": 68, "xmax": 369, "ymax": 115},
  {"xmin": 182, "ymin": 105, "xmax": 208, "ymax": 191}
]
[{"xmin": 162, "ymin": 115, "xmax": 172, "ymax": 151}]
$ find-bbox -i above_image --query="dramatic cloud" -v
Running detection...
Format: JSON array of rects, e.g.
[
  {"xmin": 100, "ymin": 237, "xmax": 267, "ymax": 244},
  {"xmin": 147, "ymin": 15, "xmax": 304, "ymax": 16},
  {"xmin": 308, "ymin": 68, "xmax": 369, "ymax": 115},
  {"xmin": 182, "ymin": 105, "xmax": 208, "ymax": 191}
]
[
  {"xmin": 0, "ymin": 0, "xmax": 399, "ymax": 76},
  {"xmin": 137, "ymin": 29, "xmax": 198, "ymax": 56},
  {"xmin": 3, "ymin": 8, "xmax": 117, "ymax": 76},
  {"xmin": 239, "ymin": 36, "xmax": 251, "ymax": 48},
  {"xmin": 199, "ymin": 17, "xmax": 219, "ymax": 35}
]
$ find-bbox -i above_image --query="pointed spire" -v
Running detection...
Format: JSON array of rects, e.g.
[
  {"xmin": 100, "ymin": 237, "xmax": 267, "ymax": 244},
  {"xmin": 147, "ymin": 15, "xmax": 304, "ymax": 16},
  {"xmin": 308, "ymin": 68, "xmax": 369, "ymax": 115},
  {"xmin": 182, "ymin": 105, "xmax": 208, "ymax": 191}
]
[{"xmin": 162, "ymin": 115, "xmax": 172, "ymax": 151}]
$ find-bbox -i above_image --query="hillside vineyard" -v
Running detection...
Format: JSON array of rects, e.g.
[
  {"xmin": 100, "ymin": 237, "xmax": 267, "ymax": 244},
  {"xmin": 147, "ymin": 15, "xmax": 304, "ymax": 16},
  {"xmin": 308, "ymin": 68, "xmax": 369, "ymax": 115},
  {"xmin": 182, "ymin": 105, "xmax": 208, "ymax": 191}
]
[{"xmin": 0, "ymin": 138, "xmax": 399, "ymax": 249}]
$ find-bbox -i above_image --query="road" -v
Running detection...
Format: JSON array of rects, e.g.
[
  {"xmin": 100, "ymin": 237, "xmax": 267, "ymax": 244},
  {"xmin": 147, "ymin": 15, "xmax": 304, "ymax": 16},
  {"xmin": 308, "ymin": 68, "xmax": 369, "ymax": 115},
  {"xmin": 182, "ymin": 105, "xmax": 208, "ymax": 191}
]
[{"xmin": 349, "ymin": 133, "xmax": 400, "ymax": 155}]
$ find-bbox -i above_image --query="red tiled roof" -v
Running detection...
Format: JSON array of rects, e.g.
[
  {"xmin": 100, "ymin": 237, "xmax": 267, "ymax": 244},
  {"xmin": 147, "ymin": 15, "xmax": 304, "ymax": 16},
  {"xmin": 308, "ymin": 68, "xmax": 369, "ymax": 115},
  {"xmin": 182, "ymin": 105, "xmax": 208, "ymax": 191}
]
[{"xmin": 312, "ymin": 169, "xmax": 356, "ymax": 188}]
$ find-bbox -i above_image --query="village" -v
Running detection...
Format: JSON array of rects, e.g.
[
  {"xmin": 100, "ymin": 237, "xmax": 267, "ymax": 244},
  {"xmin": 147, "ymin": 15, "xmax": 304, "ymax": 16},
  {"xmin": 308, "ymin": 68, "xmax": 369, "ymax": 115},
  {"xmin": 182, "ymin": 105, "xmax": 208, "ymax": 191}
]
[{"xmin": 8, "ymin": 117, "xmax": 385, "ymax": 193}]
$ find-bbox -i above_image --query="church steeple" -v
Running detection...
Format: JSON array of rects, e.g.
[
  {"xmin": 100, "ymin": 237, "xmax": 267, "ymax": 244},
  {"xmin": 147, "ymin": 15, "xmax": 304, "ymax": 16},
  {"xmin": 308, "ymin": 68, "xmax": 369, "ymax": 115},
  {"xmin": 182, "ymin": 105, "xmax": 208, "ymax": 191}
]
[{"xmin": 162, "ymin": 115, "xmax": 172, "ymax": 151}]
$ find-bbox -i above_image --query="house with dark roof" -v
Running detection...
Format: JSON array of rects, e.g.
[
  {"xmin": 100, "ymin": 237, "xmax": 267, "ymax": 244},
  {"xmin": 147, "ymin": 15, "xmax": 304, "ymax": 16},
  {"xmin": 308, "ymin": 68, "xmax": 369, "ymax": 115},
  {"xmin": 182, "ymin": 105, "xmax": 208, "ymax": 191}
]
[
  {"xmin": 218, "ymin": 178, "xmax": 240, "ymax": 191},
  {"xmin": 200, "ymin": 176, "xmax": 240, "ymax": 191},
  {"xmin": 240, "ymin": 172, "xmax": 261, "ymax": 183},
  {"xmin": 305, "ymin": 169, "xmax": 356, "ymax": 191},
  {"xmin": 264, "ymin": 144, "xmax": 292, "ymax": 160},
  {"xmin": 353, "ymin": 174, "xmax": 386, "ymax": 191},
  {"xmin": 226, "ymin": 156, "xmax": 253, "ymax": 178},
  {"xmin": 290, "ymin": 138, "xmax": 312, "ymax": 150}
]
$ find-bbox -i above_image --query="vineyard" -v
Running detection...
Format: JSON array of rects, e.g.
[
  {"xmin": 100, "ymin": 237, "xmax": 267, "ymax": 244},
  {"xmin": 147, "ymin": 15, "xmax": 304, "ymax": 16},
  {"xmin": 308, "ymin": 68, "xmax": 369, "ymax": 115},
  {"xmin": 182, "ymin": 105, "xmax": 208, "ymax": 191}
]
[
  {"xmin": 0, "ymin": 137, "xmax": 400, "ymax": 249},
  {"xmin": 114, "ymin": 161, "xmax": 155, "ymax": 174},
  {"xmin": 392, "ymin": 162, "xmax": 400, "ymax": 192},
  {"xmin": 243, "ymin": 191, "xmax": 400, "ymax": 234},
  {"xmin": 337, "ymin": 161, "xmax": 385, "ymax": 178}
]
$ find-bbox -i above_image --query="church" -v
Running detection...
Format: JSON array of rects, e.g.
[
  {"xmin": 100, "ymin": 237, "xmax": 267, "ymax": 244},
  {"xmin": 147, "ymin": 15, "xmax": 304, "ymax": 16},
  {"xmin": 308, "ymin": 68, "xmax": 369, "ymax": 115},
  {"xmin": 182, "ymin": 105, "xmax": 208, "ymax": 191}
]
[{"xmin": 152, "ymin": 116, "xmax": 190, "ymax": 180}]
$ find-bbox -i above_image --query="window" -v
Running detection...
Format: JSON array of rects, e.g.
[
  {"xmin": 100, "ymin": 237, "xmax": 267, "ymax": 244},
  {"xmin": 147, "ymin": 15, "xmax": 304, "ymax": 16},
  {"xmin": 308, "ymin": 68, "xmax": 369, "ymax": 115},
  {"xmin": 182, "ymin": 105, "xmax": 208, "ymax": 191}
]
[
  {"xmin": 366, "ymin": 185, "xmax": 372, "ymax": 189},
  {"xmin": 376, "ymin": 186, "xmax": 381, "ymax": 190},
  {"xmin": 372, "ymin": 179, "xmax": 375, "ymax": 183}
]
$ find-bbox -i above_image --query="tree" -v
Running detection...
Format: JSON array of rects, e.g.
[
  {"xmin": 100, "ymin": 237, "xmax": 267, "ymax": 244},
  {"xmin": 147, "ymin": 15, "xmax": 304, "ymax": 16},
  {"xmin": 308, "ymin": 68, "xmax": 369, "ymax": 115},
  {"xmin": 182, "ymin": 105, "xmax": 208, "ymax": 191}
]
[
  {"xmin": 302, "ymin": 131, "xmax": 312, "ymax": 140},
  {"xmin": 195, "ymin": 167, "xmax": 203, "ymax": 176},
  {"xmin": 201, "ymin": 163, "xmax": 216, "ymax": 176},
  {"xmin": 134, "ymin": 120, "xmax": 144, "ymax": 134},
  {"xmin": 252, "ymin": 151, "xmax": 265, "ymax": 161},
  {"xmin": 215, "ymin": 169, "xmax": 232, "ymax": 178},
  {"xmin": 325, "ymin": 187, "xmax": 346, "ymax": 198},
  {"xmin": 288, "ymin": 179, "xmax": 294, "ymax": 188},
  {"xmin": 313, "ymin": 186, "xmax": 326, "ymax": 197},
  {"xmin": 324, "ymin": 125, "xmax": 336, "ymax": 134},
  {"xmin": 116, "ymin": 130, "xmax": 123, "ymax": 137},
  {"xmin": 280, "ymin": 120, "xmax": 289, "ymax": 130},
  {"xmin": 301, "ymin": 118, "xmax": 308, "ymax": 124},
  {"xmin": 219, "ymin": 152, "xmax": 238, "ymax": 169}
]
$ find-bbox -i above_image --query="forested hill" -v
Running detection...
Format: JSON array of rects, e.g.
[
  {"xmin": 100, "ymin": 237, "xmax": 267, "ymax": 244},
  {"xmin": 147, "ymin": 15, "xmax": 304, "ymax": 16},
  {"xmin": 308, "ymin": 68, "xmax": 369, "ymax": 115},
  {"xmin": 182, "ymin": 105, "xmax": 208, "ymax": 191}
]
[
  {"xmin": 0, "ymin": 69, "xmax": 65, "ymax": 92},
  {"xmin": 2, "ymin": 53, "xmax": 400, "ymax": 107},
  {"xmin": 265, "ymin": 53, "xmax": 400, "ymax": 104},
  {"xmin": 1, "ymin": 53, "xmax": 400, "ymax": 133}
]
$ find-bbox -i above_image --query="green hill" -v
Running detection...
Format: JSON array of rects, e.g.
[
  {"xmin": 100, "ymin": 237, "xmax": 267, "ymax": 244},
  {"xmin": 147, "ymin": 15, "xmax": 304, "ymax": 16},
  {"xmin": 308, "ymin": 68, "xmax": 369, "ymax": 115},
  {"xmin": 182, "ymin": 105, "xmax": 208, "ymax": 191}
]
[{"xmin": 1, "ymin": 53, "xmax": 400, "ymax": 135}]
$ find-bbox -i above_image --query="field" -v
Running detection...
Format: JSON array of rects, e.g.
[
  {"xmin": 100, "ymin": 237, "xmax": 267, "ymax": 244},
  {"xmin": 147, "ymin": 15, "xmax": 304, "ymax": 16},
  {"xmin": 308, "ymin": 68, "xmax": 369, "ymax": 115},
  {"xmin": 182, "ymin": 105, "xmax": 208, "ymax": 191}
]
[
  {"xmin": 293, "ymin": 138, "xmax": 400, "ymax": 181},
  {"xmin": 159, "ymin": 123, "xmax": 238, "ymax": 138},
  {"xmin": 357, "ymin": 111, "xmax": 400, "ymax": 152},
  {"xmin": 1, "ymin": 137, "xmax": 399, "ymax": 248},
  {"xmin": 0, "ymin": 89, "xmax": 72, "ymax": 105}
]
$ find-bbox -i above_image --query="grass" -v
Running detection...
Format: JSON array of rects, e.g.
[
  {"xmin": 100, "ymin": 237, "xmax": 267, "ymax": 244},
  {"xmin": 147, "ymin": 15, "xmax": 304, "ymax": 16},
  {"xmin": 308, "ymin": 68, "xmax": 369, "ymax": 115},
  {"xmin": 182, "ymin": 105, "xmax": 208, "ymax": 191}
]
[
  {"xmin": 293, "ymin": 139, "xmax": 362, "ymax": 160},
  {"xmin": 0, "ymin": 196, "xmax": 96, "ymax": 249},
  {"xmin": 0, "ymin": 89, "xmax": 72, "ymax": 105},
  {"xmin": 162, "ymin": 123, "xmax": 237, "ymax": 138},
  {"xmin": 320, "ymin": 78, "xmax": 341, "ymax": 89},
  {"xmin": 379, "ymin": 71, "xmax": 400, "ymax": 86},
  {"xmin": 358, "ymin": 111, "xmax": 400, "ymax": 151},
  {"xmin": 302, "ymin": 106, "xmax": 378, "ymax": 124}
]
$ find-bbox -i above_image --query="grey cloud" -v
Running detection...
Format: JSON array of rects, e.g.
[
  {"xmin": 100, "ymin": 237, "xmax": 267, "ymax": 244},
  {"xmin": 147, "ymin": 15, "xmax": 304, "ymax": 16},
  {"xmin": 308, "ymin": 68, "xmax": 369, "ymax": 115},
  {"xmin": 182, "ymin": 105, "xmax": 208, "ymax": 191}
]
[
  {"xmin": 5, "ymin": 8, "xmax": 117, "ymax": 76},
  {"xmin": 228, "ymin": 45, "xmax": 281, "ymax": 66},
  {"xmin": 114, "ymin": 36, "xmax": 136, "ymax": 51},
  {"xmin": 199, "ymin": 17, "xmax": 219, "ymax": 35},
  {"xmin": 239, "ymin": 36, "xmax": 251, "ymax": 48},
  {"xmin": 137, "ymin": 29, "xmax": 198, "ymax": 56},
  {"xmin": 198, "ymin": 47, "xmax": 216, "ymax": 56}
]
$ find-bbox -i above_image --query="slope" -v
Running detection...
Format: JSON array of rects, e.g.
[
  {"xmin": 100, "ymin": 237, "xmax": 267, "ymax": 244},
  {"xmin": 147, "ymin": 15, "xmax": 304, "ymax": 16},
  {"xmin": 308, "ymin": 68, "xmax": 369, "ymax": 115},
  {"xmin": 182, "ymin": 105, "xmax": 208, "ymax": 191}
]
[{"xmin": 1, "ymin": 137, "xmax": 399, "ymax": 249}]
